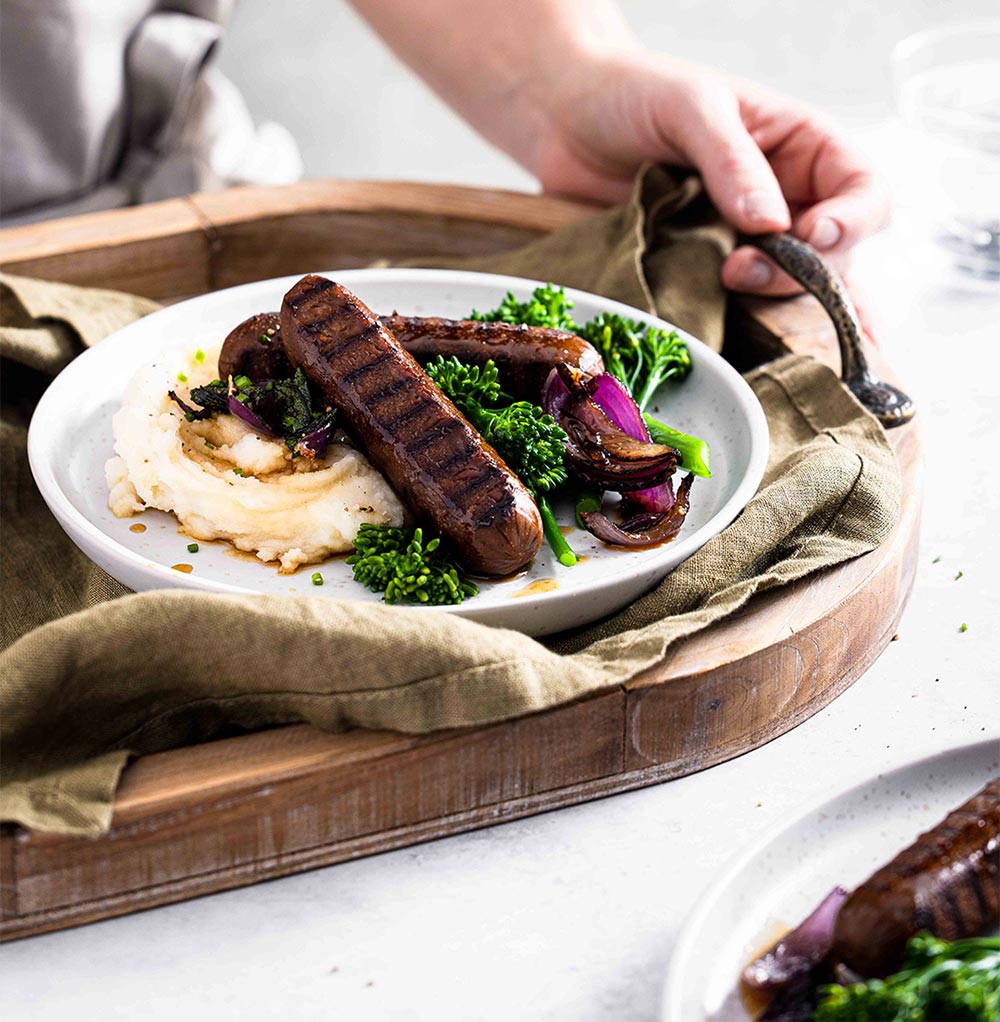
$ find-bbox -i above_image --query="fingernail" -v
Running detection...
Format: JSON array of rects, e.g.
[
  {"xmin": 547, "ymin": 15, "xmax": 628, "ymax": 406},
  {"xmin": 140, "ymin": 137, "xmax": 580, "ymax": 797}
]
[
  {"xmin": 739, "ymin": 258, "xmax": 773, "ymax": 289},
  {"xmin": 739, "ymin": 189, "xmax": 788, "ymax": 226},
  {"xmin": 807, "ymin": 216, "xmax": 842, "ymax": 250}
]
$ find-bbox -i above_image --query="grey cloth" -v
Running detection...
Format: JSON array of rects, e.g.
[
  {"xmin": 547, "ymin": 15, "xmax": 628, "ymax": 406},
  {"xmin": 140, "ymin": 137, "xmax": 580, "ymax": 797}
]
[{"xmin": 0, "ymin": 0, "xmax": 301, "ymax": 225}]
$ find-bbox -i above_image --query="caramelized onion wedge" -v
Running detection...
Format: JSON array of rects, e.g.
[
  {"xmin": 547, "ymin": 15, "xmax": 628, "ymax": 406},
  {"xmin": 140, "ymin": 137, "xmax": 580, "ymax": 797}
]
[
  {"xmin": 741, "ymin": 886, "xmax": 847, "ymax": 993},
  {"xmin": 587, "ymin": 373, "xmax": 674, "ymax": 514},
  {"xmin": 580, "ymin": 474, "xmax": 693, "ymax": 548},
  {"xmin": 543, "ymin": 364, "xmax": 681, "ymax": 491}
]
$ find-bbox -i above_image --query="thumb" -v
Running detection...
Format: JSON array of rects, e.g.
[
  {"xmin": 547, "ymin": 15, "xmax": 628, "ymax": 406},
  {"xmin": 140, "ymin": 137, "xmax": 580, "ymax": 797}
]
[{"xmin": 670, "ymin": 84, "xmax": 790, "ymax": 234}]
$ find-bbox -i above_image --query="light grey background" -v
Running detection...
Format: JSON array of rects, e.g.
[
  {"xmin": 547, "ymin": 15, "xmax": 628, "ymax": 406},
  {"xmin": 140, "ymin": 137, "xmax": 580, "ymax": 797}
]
[{"xmin": 218, "ymin": 0, "xmax": 998, "ymax": 190}]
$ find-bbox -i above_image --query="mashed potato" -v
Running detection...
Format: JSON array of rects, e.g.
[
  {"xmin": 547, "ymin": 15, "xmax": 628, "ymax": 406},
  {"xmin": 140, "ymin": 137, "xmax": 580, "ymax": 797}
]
[{"xmin": 106, "ymin": 344, "xmax": 405, "ymax": 572}]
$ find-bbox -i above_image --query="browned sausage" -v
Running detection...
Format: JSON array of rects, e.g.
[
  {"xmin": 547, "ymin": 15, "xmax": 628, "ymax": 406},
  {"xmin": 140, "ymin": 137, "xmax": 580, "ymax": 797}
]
[
  {"xmin": 280, "ymin": 275, "xmax": 543, "ymax": 577},
  {"xmin": 218, "ymin": 312, "xmax": 290, "ymax": 382},
  {"xmin": 831, "ymin": 776, "xmax": 1000, "ymax": 977},
  {"xmin": 380, "ymin": 315, "xmax": 604, "ymax": 400}
]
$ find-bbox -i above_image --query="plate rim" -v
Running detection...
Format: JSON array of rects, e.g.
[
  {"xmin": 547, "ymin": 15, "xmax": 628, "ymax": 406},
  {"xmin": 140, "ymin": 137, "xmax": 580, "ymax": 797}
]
[
  {"xmin": 27, "ymin": 267, "xmax": 769, "ymax": 622},
  {"xmin": 660, "ymin": 738, "xmax": 1000, "ymax": 1022}
]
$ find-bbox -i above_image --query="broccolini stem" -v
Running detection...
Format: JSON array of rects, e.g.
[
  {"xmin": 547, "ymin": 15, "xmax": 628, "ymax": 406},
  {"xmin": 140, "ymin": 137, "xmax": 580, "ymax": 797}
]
[
  {"xmin": 635, "ymin": 365, "xmax": 681, "ymax": 412},
  {"xmin": 574, "ymin": 487, "xmax": 603, "ymax": 530},
  {"xmin": 643, "ymin": 414, "xmax": 711, "ymax": 478},
  {"xmin": 538, "ymin": 494, "xmax": 577, "ymax": 567}
]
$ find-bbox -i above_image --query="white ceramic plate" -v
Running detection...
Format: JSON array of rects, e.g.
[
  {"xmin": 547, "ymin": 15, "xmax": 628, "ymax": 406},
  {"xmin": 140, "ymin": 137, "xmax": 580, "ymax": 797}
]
[
  {"xmin": 28, "ymin": 269, "xmax": 768, "ymax": 636},
  {"xmin": 662, "ymin": 740, "xmax": 1000, "ymax": 1022}
]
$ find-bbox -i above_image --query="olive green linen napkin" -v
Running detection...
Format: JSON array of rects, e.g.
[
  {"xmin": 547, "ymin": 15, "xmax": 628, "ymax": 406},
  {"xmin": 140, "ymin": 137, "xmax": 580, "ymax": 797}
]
[{"xmin": 0, "ymin": 167, "xmax": 901, "ymax": 836}]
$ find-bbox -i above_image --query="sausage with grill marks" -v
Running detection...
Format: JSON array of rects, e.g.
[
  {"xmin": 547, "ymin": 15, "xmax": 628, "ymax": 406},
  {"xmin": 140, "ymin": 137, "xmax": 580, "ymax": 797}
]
[
  {"xmin": 280, "ymin": 275, "xmax": 543, "ymax": 577},
  {"xmin": 219, "ymin": 311, "xmax": 603, "ymax": 402},
  {"xmin": 831, "ymin": 776, "xmax": 1000, "ymax": 977},
  {"xmin": 379, "ymin": 315, "xmax": 604, "ymax": 400}
]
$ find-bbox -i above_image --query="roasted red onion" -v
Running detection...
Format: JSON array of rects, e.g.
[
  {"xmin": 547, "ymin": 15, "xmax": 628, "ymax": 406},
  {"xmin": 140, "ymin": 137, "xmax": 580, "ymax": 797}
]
[
  {"xmin": 587, "ymin": 373, "xmax": 675, "ymax": 514},
  {"xmin": 227, "ymin": 382, "xmax": 277, "ymax": 438},
  {"xmin": 742, "ymin": 886, "xmax": 848, "ymax": 994},
  {"xmin": 579, "ymin": 473, "xmax": 692, "ymax": 548},
  {"xmin": 588, "ymin": 372, "xmax": 649, "ymax": 439},
  {"xmin": 293, "ymin": 420, "xmax": 335, "ymax": 459},
  {"xmin": 542, "ymin": 365, "xmax": 680, "ymax": 491}
]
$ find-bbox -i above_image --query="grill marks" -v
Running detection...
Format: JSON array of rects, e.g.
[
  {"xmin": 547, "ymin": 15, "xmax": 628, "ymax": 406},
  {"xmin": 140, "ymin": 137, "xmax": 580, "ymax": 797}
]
[
  {"xmin": 832, "ymin": 776, "xmax": 1000, "ymax": 977},
  {"xmin": 280, "ymin": 275, "xmax": 543, "ymax": 576},
  {"xmin": 379, "ymin": 314, "xmax": 605, "ymax": 401}
]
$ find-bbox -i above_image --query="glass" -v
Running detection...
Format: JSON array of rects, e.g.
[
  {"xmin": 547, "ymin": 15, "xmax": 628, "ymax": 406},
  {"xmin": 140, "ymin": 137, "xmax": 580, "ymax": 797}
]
[{"xmin": 892, "ymin": 21, "xmax": 1000, "ymax": 283}]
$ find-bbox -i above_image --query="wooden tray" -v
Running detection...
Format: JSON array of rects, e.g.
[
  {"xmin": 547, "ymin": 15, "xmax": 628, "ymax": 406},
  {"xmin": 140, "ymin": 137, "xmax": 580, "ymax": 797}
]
[{"xmin": 0, "ymin": 181, "xmax": 920, "ymax": 940}]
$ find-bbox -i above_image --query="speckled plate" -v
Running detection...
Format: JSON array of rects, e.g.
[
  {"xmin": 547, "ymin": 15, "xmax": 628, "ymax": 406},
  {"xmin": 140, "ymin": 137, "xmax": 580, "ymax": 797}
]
[
  {"xmin": 662, "ymin": 740, "xmax": 1000, "ymax": 1022},
  {"xmin": 28, "ymin": 269, "xmax": 768, "ymax": 636}
]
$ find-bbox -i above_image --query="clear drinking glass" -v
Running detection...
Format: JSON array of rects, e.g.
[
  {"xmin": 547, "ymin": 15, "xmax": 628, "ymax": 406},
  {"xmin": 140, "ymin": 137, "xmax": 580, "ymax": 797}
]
[{"xmin": 892, "ymin": 21, "xmax": 1000, "ymax": 283}]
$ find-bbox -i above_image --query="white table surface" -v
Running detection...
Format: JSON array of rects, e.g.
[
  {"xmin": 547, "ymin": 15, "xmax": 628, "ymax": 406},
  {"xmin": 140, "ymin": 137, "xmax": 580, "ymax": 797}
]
[{"xmin": 4, "ymin": 127, "xmax": 999, "ymax": 1022}]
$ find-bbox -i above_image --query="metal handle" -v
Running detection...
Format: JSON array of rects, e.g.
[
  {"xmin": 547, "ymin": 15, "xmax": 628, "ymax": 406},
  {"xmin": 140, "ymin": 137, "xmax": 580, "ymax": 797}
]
[{"xmin": 744, "ymin": 233, "xmax": 915, "ymax": 429}]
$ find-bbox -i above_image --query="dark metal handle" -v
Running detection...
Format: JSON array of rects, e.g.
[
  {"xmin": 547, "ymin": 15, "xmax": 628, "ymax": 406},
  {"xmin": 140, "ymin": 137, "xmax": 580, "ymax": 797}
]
[{"xmin": 744, "ymin": 232, "xmax": 915, "ymax": 429}]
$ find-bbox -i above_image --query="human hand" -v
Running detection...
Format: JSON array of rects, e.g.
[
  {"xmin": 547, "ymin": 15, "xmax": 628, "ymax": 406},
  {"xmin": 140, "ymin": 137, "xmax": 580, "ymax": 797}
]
[{"xmin": 534, "ymin": 52, "xmax": 888, "ymax": 297}]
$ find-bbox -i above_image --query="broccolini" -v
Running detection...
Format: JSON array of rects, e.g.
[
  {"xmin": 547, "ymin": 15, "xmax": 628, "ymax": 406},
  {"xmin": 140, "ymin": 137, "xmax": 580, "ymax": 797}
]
[
  {"xmin": 347, "ymin": 525, "xmax": 478, "ymax": 605},
  {"xmin": 814, "ymin": 934, "xmax": 1000, "ymax": 1022}
]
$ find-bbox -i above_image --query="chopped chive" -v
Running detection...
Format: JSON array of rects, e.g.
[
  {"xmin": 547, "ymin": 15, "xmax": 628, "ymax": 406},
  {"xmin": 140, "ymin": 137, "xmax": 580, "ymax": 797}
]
[
  {"xmin": 187, "ymin": 543, "xmax": 199, "ymax": 553},
  {"xmin": 258, "ymin": 333, "xmax": 271, "ymax": 345},
  {"xmin": 960, "ymin": 622, "xmax": 968, "ymax": 633},
  {"xmin": 954, "ymin": 570, "xmax": 963, "ymax": 580},
  {"xmin": 232, "ymin": 467, "xmax": 244, "ymax": 476},
  {"xmin": 194, "ymin": 349, "xmax": 206, "ymax": 363},
  {"xmin": 932, "ymin": 555, "xmax": 941, "ymax": 563},
  {"xmin": 311, "ymin": 572, "xmax": 324, "ymax": 586},
  {"xmin": 177, "ymin": 371, "xmax": 188, "ymax": 383},
  {"xmin": 204, "ymin": 440, "xmax": 215, "ymax": 450}
]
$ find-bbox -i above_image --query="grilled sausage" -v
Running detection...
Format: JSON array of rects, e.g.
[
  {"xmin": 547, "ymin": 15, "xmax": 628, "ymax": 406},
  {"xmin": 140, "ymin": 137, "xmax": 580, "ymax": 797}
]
[
  {"xmin": 831, "ymin": 776, "xmax": 1000, "ymax": 977},
  {"xmin": 280, "ymin": 275, "xmax": 543, "ymax": 577},
  {"xmin": 380, "ymin": 315, "xmax": 604, "ymax": 400},
  {"xmin": 218, "ymin": 312, "xmax": 290, "ymax": 382}
]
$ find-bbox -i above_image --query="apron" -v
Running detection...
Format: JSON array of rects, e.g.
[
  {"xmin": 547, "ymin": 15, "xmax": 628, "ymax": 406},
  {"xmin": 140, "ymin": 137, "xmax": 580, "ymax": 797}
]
[{"xmin": 1, "ymin": 0, "xmax": 301, "ymax": 225}]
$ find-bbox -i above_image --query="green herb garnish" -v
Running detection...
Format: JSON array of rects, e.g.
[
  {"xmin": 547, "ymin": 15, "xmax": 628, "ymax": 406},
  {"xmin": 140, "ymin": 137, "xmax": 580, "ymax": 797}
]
[
  {"xmin": 169, "ymin": 369, "xmax": 335, "ymax": 456},
  {"xmin": 347, "ymin": 525, "xmax": 478, "ymax": 605},
  {"xmin": 311, "ymin": 572, "xmax": 323, "ymax": 586},
  {"xmin": 187, "ymin": 543, "xmax": 199, "ymax": 553}
]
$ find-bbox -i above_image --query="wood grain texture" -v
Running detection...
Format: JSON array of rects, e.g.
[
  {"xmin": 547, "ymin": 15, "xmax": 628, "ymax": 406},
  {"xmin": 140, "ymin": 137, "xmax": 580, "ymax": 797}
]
[{"xmin": 0, "ymin": 181, "xmax": 920, "ymax": 940}]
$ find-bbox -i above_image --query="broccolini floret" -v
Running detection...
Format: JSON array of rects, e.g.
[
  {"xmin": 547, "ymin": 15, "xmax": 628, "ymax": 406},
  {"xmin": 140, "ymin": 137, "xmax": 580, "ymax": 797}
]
[
  {"xmin": 814, "ymin": 934, "xmax": 1000, "ymax": 1022},
  {"xmin": 470, "ymin": 283, "xmax": 577, "ymax": 331},
  {"xmin": 347, "ymin": 525, "xmax": 478, "ymax": 605}
]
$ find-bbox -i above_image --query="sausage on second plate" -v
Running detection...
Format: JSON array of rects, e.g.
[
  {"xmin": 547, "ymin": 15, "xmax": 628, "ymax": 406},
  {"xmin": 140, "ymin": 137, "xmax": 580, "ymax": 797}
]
[{"xmin": 831, "ymin": 776, "xmax": 1000, "ymax": 977}]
